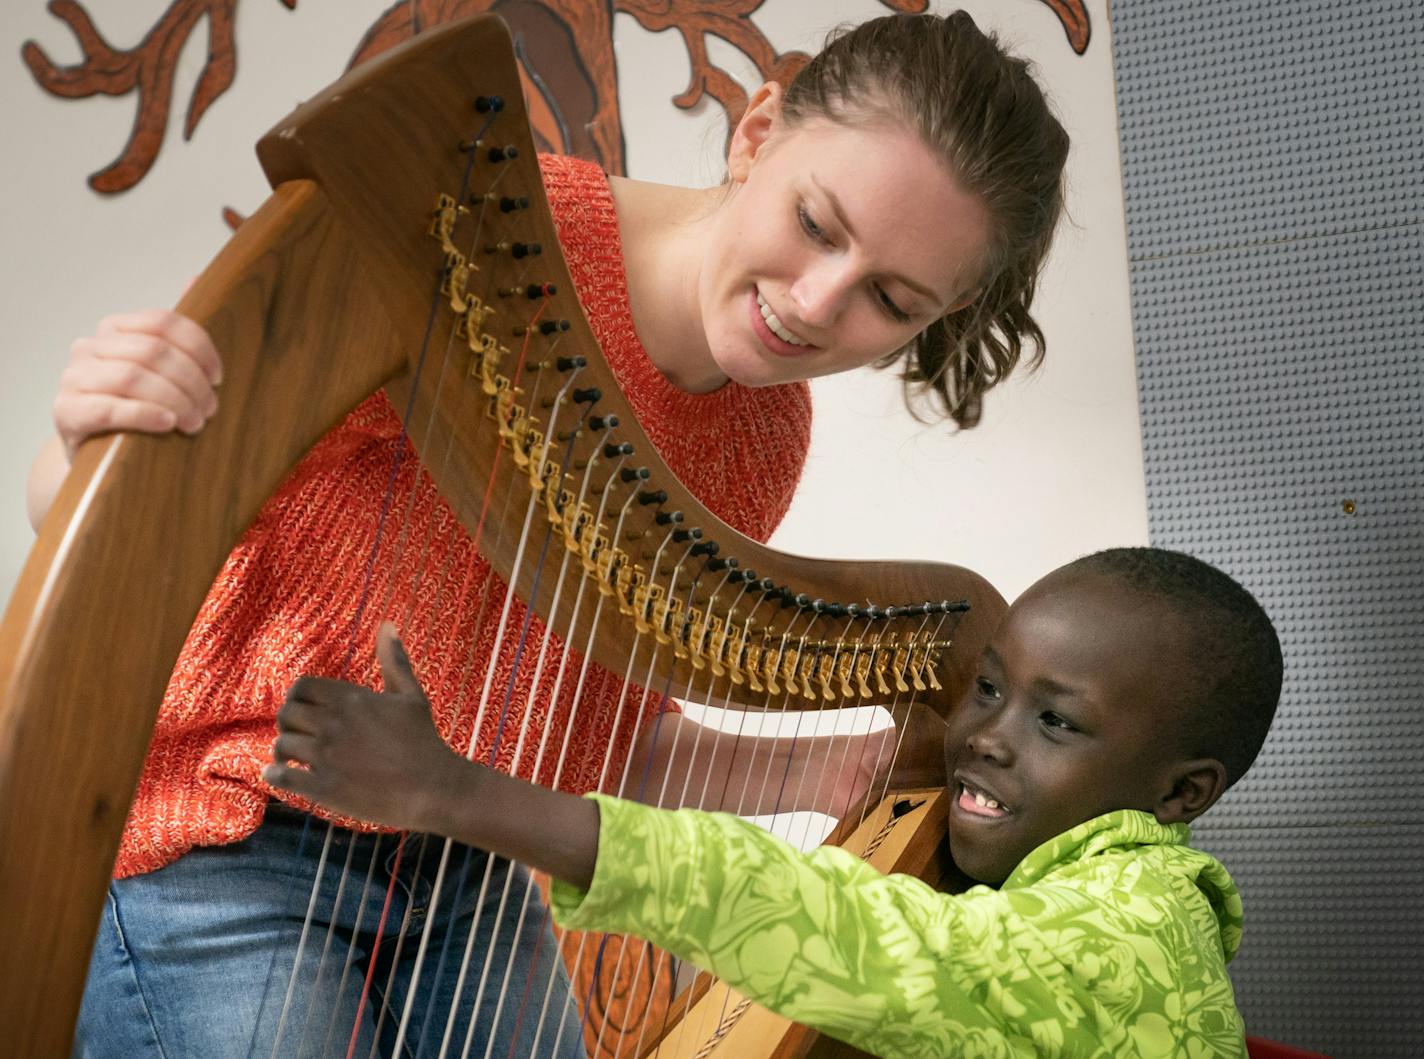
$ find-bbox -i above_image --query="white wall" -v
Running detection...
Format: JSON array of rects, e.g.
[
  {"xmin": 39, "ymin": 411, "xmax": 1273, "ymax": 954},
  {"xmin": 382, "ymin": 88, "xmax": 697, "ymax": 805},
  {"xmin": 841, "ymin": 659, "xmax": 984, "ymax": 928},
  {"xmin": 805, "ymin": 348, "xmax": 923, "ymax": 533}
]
[{"xmin": 0, "ymin": 0, "xmax": 1143, "ymax": 612}]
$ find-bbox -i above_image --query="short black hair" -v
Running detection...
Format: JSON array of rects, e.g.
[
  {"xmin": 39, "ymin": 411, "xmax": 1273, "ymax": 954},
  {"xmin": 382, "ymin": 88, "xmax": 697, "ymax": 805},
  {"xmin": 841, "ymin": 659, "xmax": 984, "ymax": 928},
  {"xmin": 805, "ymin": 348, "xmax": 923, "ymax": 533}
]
[{"xmin": 1060, "ymin": 547, "xmax": 1282, "ymax": 787}]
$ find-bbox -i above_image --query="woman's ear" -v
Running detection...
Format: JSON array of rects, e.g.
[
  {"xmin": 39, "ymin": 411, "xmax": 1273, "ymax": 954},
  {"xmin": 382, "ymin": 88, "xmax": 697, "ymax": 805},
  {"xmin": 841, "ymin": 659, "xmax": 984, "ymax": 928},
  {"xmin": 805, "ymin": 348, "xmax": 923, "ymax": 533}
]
[
  {"xmin": 727, "ymin": 81, "xmax": 785, "ymax": 184},
  {"xmin": 1153, "ymin": 758, "xmax": 1228, "ymax": 824}
]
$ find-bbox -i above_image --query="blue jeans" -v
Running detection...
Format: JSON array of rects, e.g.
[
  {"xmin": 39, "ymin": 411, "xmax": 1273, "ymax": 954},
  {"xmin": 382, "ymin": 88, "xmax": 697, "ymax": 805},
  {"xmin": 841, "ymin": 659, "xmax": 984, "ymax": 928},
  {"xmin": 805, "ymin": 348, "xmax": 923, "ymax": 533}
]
[{"xmin": 75, "ymin": 804, "xmax": 588, "ymax": 1058}]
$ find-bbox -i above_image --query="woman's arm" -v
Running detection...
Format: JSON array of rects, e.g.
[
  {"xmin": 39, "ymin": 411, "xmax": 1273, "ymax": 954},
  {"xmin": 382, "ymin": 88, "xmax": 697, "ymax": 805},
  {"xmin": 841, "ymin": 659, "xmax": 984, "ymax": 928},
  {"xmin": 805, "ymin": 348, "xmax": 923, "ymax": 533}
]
[
  {"xmin": 624, "ymin": 703, "xmax": 948, "ymax": 816},
  {"xmin": 25, "ymin": 435, "xmax": 69, "ymax": 532}
]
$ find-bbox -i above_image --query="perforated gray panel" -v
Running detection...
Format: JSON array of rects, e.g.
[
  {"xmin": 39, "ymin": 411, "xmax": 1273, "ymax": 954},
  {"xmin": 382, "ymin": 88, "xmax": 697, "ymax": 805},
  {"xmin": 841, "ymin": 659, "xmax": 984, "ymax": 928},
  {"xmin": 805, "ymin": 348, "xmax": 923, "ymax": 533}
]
[
  {"xmin": 1205, "ymin": 825, "xmax": 1424, "ymax": 1051},
  {"xmin": 1115, "ymin": 0, "xmax": 1423, "ymax": 257},
  {"xmin": 1112, "ymin": 1, "xmax": 1423, "ymax": 1055}
]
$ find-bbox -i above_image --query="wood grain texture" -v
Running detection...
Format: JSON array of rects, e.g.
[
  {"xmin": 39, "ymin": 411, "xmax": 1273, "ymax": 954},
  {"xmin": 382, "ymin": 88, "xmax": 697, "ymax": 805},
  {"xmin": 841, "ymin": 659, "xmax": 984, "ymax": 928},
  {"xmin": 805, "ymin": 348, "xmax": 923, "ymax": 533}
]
[{"xmin": 0, "ymin": 178, "xmax": 403, "ymax": 1054}]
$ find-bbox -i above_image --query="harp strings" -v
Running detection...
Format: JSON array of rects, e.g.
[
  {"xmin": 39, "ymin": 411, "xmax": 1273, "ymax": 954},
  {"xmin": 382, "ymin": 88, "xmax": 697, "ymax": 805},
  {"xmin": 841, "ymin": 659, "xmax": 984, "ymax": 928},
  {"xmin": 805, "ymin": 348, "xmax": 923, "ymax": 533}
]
[
  {"xmin": 395, "ymin": 148, "xmax": 654, "ymax": 1057},
  {"xmin": 672, "ymin": 612, "xmax": 871, "ymax": 1059},
  {"xmin": 261, "ymin": 97, "xmax": 533, "ymax": 1057},
  {"xmin": 664, "ymin": 609, "xmax": 957, "ymax": 1059},
  {"xmin": 247, "ymin": 80, "xmax": 956, "ymax": 1056},
  {"xmin": 434, "ymin": 370, "xmax": 595, "ymax": 1058},
  {"xmin": 370, "ymin": 164, "xmax": 544, "ymax": 1059},
  {"xmin": 462, "ymin": 371, "xmax": 730, "ymax": 1058},
  {"xmin": 384, "ymin": 237, "xmax": 543, "ymax": 1059},
  {"xmin": 582, "ymin": 557, "xmax": 719, "ymax": 1058},
  {"xmin": 392, "ymin": 199, "xmax": 576, "ymax": 1059},
  {"xmin": 647, "ymin": 600, "xmax": 953, "ymax": 1059},
  {"xmin": 359, "ymin": 123, "xmax": 543, "ymax": 1059}
]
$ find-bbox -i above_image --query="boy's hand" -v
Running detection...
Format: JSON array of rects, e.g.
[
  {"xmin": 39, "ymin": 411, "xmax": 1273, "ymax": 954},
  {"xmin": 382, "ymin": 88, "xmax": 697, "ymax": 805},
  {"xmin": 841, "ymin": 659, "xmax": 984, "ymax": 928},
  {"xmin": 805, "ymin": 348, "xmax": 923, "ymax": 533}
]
[{"xmin": 262, "ymin": 623, "xmax": 470, "ymax": 833}]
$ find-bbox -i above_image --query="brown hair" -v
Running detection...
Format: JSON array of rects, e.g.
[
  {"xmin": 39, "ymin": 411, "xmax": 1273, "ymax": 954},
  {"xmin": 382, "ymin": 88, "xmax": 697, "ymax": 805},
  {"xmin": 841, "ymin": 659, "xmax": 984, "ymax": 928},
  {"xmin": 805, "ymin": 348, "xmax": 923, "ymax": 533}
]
[{"xmin": 782, "ymin": 11, "xmax": 1070, "ymax": 428}]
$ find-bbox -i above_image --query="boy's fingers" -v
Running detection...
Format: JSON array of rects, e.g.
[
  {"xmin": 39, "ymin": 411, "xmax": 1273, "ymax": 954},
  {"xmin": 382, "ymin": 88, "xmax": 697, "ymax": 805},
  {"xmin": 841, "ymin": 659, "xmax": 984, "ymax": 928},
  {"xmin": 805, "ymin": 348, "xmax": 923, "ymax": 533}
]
[
  {"xmin": 286, "ymin": 674, "xmax": 357, "ymax": 705},
  {"xmin": 273, "ymin": 731, "xmax": 320, "ymax": 768},
  {"xmin": 261, "ymin": 761, "xmax": 318, "ymax": 799},
  {"xmin": 278, "ymin": 683, "xmax": 340, "ymax": 734},
  {"xmin": 375, "ymin": 622, "xmax": 422, "ymax": 699}
]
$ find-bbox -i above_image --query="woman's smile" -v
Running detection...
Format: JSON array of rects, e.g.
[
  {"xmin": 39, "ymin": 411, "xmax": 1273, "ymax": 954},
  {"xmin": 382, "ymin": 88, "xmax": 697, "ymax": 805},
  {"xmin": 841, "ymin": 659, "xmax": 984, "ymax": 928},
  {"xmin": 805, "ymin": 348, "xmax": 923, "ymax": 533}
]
[{"xmin": 749, "ymin": 286, "xmax": 817, "ymax": 356}]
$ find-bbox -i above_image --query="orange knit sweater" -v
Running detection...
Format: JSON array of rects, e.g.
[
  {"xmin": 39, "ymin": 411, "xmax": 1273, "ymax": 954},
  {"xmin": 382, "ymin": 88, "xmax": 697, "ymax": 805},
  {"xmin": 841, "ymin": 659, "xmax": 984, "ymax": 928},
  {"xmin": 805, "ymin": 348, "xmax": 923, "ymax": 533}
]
[{"xmin": 115, "ymin": 155, "xmax": 813, "ymax": 879}]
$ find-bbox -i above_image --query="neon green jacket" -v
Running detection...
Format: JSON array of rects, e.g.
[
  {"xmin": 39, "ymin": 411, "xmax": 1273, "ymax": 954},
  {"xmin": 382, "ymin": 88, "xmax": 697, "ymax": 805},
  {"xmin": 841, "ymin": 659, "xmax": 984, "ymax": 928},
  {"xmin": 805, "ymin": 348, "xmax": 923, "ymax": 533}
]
[{"xmin": 551, "ymin": 796, "xmax": 1247, "ymax": 1058}]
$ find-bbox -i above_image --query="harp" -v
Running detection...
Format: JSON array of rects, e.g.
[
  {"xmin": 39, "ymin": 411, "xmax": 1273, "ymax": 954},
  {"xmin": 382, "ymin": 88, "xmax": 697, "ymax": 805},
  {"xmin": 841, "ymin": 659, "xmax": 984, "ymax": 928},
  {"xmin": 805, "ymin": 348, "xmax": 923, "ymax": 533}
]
[{"xmin": 0, "ymin": 15, "xmax": 1002, "ymax": 1057}]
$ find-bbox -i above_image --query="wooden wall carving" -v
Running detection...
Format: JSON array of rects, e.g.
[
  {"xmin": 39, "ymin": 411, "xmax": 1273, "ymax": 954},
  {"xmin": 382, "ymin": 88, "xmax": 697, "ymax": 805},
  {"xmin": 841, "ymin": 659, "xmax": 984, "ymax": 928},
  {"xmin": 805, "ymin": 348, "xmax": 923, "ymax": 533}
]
[{"xmin": 21, "ymin": 0, "xmax": 1090, "ymax": 196}]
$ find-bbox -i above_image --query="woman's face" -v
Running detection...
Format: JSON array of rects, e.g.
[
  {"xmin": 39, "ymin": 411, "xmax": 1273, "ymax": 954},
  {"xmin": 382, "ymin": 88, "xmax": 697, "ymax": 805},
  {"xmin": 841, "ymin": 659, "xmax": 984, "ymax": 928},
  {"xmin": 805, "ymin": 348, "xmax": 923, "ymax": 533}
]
[{"xmin": 697, "ymin": 87, "xmax": 994, "ymax": 389}]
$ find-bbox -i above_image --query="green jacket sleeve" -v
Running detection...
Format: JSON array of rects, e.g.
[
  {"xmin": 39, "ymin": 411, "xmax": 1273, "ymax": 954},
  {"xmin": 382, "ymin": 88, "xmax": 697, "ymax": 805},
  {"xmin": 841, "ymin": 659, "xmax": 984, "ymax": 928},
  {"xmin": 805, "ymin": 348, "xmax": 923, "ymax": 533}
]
[{"xmin": 550, "ymin": 794, "xmax": 1246, "ymax": 1059}]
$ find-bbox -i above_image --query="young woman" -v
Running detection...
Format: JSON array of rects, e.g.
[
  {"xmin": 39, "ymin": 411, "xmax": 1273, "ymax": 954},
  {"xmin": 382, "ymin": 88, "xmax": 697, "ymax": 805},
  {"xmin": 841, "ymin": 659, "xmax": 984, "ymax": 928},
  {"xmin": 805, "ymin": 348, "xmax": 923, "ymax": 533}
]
[{"xmin": 30, "ymin": 12, "xmax": 1069, "ymax": 1057}]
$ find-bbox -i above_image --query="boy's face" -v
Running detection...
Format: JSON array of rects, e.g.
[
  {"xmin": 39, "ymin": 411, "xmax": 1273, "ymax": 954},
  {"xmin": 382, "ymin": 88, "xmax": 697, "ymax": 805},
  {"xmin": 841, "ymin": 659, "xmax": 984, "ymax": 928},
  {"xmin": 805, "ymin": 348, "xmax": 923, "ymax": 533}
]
[{"xmin": 943, "ymin": 570, "xmax": 1202, "ymax": 885}]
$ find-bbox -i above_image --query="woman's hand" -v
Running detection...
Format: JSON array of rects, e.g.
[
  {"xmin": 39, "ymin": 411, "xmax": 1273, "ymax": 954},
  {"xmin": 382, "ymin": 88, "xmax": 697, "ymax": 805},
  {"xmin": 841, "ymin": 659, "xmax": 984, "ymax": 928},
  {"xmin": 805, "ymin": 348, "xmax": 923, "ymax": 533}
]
[
  {"xmin": 27, "ymin": 309, "xmax": 224, "ymax": 529},
  {"xmin": 263, "ymin": 623, "xmax": 472, "ymax": 834},
  {"xmin": 55, "ymin": 309, "xmax": 222, "ymax": 461},
  {"xmin": 823, "ymin": 703, "xmax": 948, "ymax": 818},
  {"xmin": 880, "ymin": 701, "xmax": 951, "ymax": 791}
]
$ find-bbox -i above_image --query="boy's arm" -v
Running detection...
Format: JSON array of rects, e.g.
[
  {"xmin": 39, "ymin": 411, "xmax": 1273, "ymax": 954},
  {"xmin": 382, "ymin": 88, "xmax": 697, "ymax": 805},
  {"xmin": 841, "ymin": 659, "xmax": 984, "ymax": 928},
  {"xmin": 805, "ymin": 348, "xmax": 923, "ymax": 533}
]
[
  {"xmin": 265, "ymin": 628, "xmax": 1240, "ymax": 1057},
  {"xmin": 262, "ymin": 623, "xmax": 601, "ymax": 889},
  {"xmin": 552, "ymin": 796, "xmax": 1018, "ymax": 1054},
  {"xmin": 429, "ymin": 762, "xmax": 602, "ymax": 891},
  {"xmin": 552, "ymin": 799, "xmax": 1245, "ymax": 1058},
  {"xmin": 264, "ymin": 634, "xmax": 1010, "ymax": 1055},
  {"xmin": 264, "ymin": 625, "xmax": 946, "ymax": 869}
]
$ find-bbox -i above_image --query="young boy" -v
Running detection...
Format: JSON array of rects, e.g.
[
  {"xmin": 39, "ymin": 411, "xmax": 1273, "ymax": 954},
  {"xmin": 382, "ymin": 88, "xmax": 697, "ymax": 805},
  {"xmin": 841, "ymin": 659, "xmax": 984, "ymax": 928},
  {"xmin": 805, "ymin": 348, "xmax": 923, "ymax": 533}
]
[{"xmin": 265, "ymin": 547, "xmax": 1281, "ymax": 1057}]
